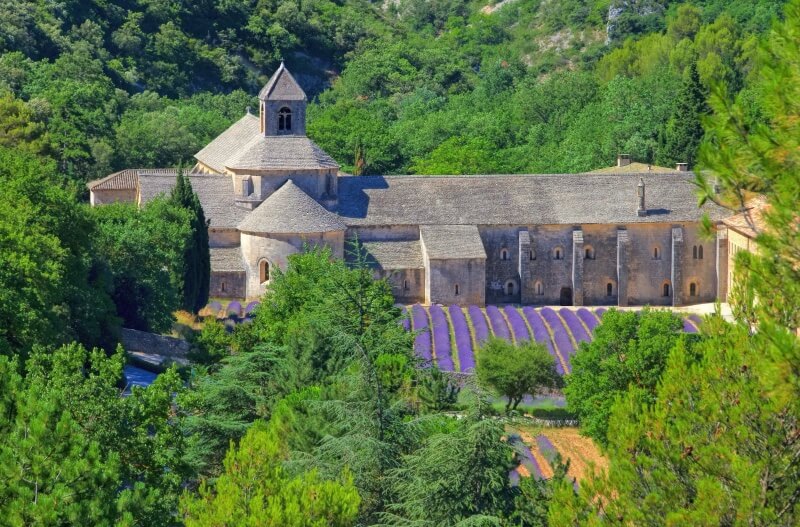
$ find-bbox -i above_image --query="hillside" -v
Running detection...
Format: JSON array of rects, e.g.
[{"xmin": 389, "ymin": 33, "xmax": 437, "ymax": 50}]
[{"xmin": 0, "ymin": 0, "xmax": 787, "ymax": 181}]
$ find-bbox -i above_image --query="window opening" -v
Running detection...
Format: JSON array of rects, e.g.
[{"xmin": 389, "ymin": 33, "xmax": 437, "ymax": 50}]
[
  {"xmin": 690, "ymin": 282, "xmax": 697, "ymax": 297},
  {"xmin": 607, "ymin": 283, "xmax": 613, "ymax": 296},
  {"xmin": 500, "ymin": 248, "xmax": 509, "ymax": 261},
  {"xmin": 663, "ymin": 283, "xmax": 671, "ymax": 297},
  {"xmin": 278, "ymin": 107, "xmax": 292, "ymax": 131},
  {"xmin": 455, "ymin": 284, "xmax": 460, "ymax": 296}
]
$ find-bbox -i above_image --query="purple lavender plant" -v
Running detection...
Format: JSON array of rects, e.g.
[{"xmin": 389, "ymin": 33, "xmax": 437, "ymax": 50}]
[
  {"xmin": 486, "ymin": 305, "xmax": 511, "ymax": 341},
  {"xmin": 576, "ymin": 308, "xmax": 600, "ymax": 333},
  {"xmin": 536, "ymin": 434, "xmax": 558, "ymax": 465},
  {"xmin": 411, "ymin": 304, "xmax": 432, "ymax": 363},
  {"xmin": 449, "ymin": 305, "xmax": 475, "ymax": 372},
  {"xmin": 595, "ymin": 307, "xmax": 607, "ymax": 317},
  {"xmin": 468, "ymin": 305, "xmax": 490, "ymax": 344},
  {"xmin": 244, "ymin": 301, "xmax": 260, "ymax": 316},
  {"xmin": 503, "ymin": 306, "xmax": 531, "ymax": 342},
  {"xmin": 518, "ymin": 443, "xmax": 544, "ymax": 479},
  {"xmin": 541, "ymin": 307, "xmax": 576, "ymax": 359},
  {"xmin": 400, "ymin": 307, "xmax": 411, "ymax": 331},
  {"xmin": 226, "ymin": 301, "xmax": 242, "ymax": 318},
  {"xmin": 683, "ymin": 318, "xmax": 698, "ymax": 334},
  {"xmin": 207, "ymin": 301, "xmax": 222, "ymax": 315},
  {"xmin": 560, "ymin": 308, "xmax": 590, "ymax": 343},
  {"xmin": 429, "ymin": 304, "xmax": 455, "ymax": 372},
  {"xmin": 521, "ymin": 307, "xmax": 566, "ymax": 375}
]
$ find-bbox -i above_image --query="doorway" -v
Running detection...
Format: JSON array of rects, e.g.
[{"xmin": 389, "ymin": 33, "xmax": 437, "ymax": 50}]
[{"xmin": 559, "ymin": 287, "xmax": 573, "ymax": 306}]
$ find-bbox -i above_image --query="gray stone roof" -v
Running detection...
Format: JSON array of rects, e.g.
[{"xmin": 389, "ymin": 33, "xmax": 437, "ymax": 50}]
[
  {"xmin": 337, "ymin": 173, "xmax": 729, "ymax": 227},
  {"xmin": 258, "ymin": 62, "xmax": 306, "ymax": 101},
  {"xmin": 225, "ymin": 135, "xmax": 339, "ymax": 171},
  {"xmin": 138, "ymin": 174, "xmax": 249, "ymax": 229},
  {"xmin": 88, "ymin": 168, "xmax": 178, "ymax": 190},
  {"xmin": 237, "ymin": 180, "xmax": 346, "ymax": 234},
  {"xmin": 194, "ymin": 114, "xmax": 260, "ymax": 173},
  {"xmin": 210, "ymin": 247, "xmax": 245, "ymax": 272},
  {"xmin": 421, "ymin": 225, "xmax": 487, "ymax": 260},
  {"xmin": 360, "ymin": 240, "xmax": 424, "ymax": 270}
]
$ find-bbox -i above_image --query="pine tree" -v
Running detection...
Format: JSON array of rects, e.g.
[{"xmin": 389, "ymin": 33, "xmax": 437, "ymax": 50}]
[{"xmin": 657, "ymin": 62, "xmax": 708, "ymax": 168}]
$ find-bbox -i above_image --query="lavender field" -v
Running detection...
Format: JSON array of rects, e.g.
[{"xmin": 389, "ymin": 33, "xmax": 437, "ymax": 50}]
[{"xmin": 407, "ymin": 305, "xmax": 700, "ymax": 374}]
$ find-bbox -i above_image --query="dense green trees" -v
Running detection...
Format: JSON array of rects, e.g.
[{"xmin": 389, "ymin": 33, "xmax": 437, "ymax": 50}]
[
  {"xmin": 171, "ymin": 169, "xmax": 210, "ymax": 314},
  {"xmin": 477, "ymin": 337, "xmax": 562, "ymax": 413},
  {"xmin": 564, "ymin": 308, "xmax": 688, "ymax": 446}
]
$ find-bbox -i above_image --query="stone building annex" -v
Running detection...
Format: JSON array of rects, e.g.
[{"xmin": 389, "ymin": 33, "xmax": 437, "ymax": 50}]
[{"xmin": 88, "ymin": 64, "xmax": 733, "ymax": 307}]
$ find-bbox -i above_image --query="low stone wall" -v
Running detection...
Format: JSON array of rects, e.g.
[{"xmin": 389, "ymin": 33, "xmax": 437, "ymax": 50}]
[{"xmin": 121, "ymin": 328, "xmax": 190, "ymax": 358}]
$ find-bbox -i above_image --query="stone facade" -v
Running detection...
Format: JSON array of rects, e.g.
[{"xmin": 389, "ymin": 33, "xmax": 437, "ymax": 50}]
[{"xmin": 87, "ymin": 64, "xmax": 738, "ymax": 306}]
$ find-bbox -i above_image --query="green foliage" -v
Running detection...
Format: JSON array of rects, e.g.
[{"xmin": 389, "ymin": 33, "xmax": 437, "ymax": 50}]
[
  {"xmin": 418, "ymin": 366, "xmax": 460, "ymax": 412},
  {"xmin": 657, "ymin": 62, "xmax": 708, "ymax": 166},
  {"xmin": 90, "ymin": 198, "xmax": 191, "ymax": 332},
  {"xmin": 170, "ymin": 168, "xmax": 210, "ymax": 313},
  {"xmin": 181, "ymin": 421, "xmax": 360, "ymax": 526},
  {"xmin": 0, "ymin": 343, "xmax": 187, "ymax": 525},
  {"xmin": 476, "ymin": 337, "xmax": 561, "ymax": 413},
  {"xmin": 189, "ymin": 319, "xmax": 232, "ymax": 364},
  {"xmin": 564, "ymin": 308, "xmax": 688, "ymax": 446}
]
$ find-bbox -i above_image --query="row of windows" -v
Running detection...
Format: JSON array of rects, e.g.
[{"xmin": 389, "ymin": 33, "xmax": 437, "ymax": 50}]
[
  {"xmin": 497, "ymin": 245, "xmax": 705, "ymax": 261},
  {"xmin": 405, "ymin": 280, "xmax": 699, "ymax": 298}
]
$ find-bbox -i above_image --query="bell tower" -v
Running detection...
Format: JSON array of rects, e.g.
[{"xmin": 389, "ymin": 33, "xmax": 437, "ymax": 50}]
[{"xmin": 258, "ymin": 61, "xmax": 307, "ymax": 137}]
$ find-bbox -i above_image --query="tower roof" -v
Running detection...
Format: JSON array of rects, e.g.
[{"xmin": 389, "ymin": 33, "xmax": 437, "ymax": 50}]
[
  {"xmin": 237, "ymin": 180, "xmax": 346, "ymax": 234},
  {"xmin": 225, "ymin": 135, "xmax": 339, "ymax": 171},
  {"xmin": 258, "ymin": 62, "xmax": 306, "ymax": 101}
]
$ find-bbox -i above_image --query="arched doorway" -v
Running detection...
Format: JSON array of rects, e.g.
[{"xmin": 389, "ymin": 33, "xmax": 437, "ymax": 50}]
[{"xmin": 559, "ymin": 287, "xmax": 572, "ymax": 306}]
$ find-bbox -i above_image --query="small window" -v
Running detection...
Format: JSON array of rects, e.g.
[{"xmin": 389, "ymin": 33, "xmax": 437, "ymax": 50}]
[
  {"xmin": 585, "ymin": 246, "xmax": 595, "ymax": 260},
  {"xmin": 693, "ymin": 246, "xmax": 698, "ymax": 259},
  {"xmin": 506, "ymin": 281, "xmax": 516, "ymax": 295},
  {"xmin": 653, "ymin": 247, "xmax": 660, "ymax": 260},
  {"xmin": 698, "ymin": 245, "xmax": 704, "ymax": 260},
  {"xmin": 663, "ymin": 283, "xmax": 671, "ymax": 297},
  {"xmin": 500, "ymin": 248, "xmax": 509, "ymax": 261},
  {"xmin": 529, "ymin": 250, "xmax": 535, "ymax": 261},
  {"xmin": 259, "ymin": 260, "xmax": 270, "ymax": 284},
  {"xmin": 455, "ymin": 284, "xmax": 460, "ymax": 296},
  {"xmin": 554, "ymin": 248, "xmax": 563, "ymax": 260},
  {"xmin": 278, "ymin": 107, "xmax": 292, "ymax": 131},
  {"xmin": 403, "ymin": 279, "xmax": 409, "ymax": 291},
  {"xmin": 606, "ymin": 283, "xmax": 613, "ymax": 296},
  {"xmin": 221, "ymin": 281, "xmax": 226, "ymax": 293},
  {"xmin": 535, "ymin": 281, "xmax": 543, "ymax": 295},
  {"xmin": 690, "ymin": 282, "xmax": 697, "ymax": 297}
]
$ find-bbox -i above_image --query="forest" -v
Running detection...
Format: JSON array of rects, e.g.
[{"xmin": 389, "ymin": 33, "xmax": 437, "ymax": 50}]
[{"xmin": 0, "ymin": 0, "xmax": 799, "ymax": 525}]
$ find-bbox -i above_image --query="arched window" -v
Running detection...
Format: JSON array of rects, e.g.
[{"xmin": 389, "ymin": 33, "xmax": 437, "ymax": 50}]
[
  {"xmin": 455, "ymin": 284, "xmax": 460, "ymax": 296},
  {"xmin": 698, "ymin": 245, "xmax": 704, "ymax": 260},
  {"xmin": 653, "ymin": 247, "xmax": 660, "ymax": 260},
  {"xmin": 506, "ymin": 281, "xmax": 516, "ymax": 296},
  {"xmin": 259, "ymin": 260, "xmax": 270, "ymax": 284},
  {"xmin": 500, "ymin": 248, "xmax": 509, "ymax": 261},
  {"xmin": 535, "ymin": 281, "xmax": 543, "ymax": 295},
  {"xmin": 278, "ymin": 107, "xmax": 292, "ymax": 131},
  {"xmin": 663, "ymin": 282, "xmax": 671, "ymax": 297},
  {"xmin": 690, "ymin": 282, "xmax": 697, "ymax": 297},
  {"xmin": 585, "ymin": 246, "xmax": 595, "ymax": 260},
  {"xmin": 606, "ymin": 283, "xmax": 613, "ymax": 296},
  {"xmin": 553, "ymin": 247, "xmax": 563, "ymax": 260},
  {"xmin": 693, "ymin": 246, "xmax": 698, "ymax": 259}
]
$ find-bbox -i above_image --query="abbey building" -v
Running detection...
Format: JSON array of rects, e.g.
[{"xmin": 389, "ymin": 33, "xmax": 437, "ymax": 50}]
[{"xmin": 88, "ymin": 64, "xmax": 731, "ymax": 307}]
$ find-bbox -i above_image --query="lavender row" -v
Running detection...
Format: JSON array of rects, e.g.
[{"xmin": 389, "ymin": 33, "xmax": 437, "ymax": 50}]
[
  {"xmin": 504, "ymin": 305, "xmax": 531, "ymax": 342},
  {"xmin": 517, "ymin": 443, "xmax": 543, "ymax": 480},
  {"xmin": 576, "ymin": 307, "xmax": 600, "ymax": 333},
  {"xmin": 560, "ymin": 308, "xmax": 591, "ymax": 343},
  {"xmin": 485, "ymin": 305, "xmax": 511, "ymax": 341},
  {"xmin": 468, "ymin": 305, "xmax": 490, "ymax": 343},
  {"xmin": 683, "ymin": 318, "xmax": 698, "ymax": 334},
  {"xmin": 536, "ymin": 434, "xmax": 558, "ymax": 465},
  {"xmin": 411, "ymin": 304, "xmax": 432, "ymax": 363},
  {"xmin": 540, "ymin": 308, "xmax": 576, "ymax": 361},
  {"xmin": 449, "ymin": 305, "xmax": 475, "ymax": 372},
  {"xmin": 522, "ymin": 307, "xmax": 567, "ymax": 375},
  {"xmin": 429, "ymin": 305, "xmax": 455, "ymax": 372},
  {"xmin": 400, "ymin": 307, "xmax": 411, "ymax": 331}
]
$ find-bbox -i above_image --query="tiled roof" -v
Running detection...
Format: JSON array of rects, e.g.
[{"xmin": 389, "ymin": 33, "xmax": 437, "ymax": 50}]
[
  {"xmin": 87, "ymin": 169, "xmax": 179, "ymax": 190},
  {"xmin": 359, "ymin": 240, "xmax": 424, "ymax": 270},
  {"xmin": 138, "ymin": 174, "xmax": 249, "ymax": 229},
  {"xmin": 258, "ymin": 62, "xmax": 306, "ymax": 101},
  {"xmin": 337, "ymin": 172, "xmax": 729, "ymax": 227},
  {"xmin": 194, "ymin": 114, "xmax": 260, "ymax": 173},
  {"xmin": 421, "ymin": 225, "xmax": 487, "ymax": 260},
  {"xmin": 237, "ymin": 180, "xmax": 346, "ymax": 234},
  {"xmin": 225, "ymin": 135, "xmax": 339, "ymax": 171},
  {"xmin": 722, "ymin": 195, "xmax": 769, "ymax": 239},
  {"xmin": 589, "ymin": 162, "xmax": 679, "ymax": 174},
  {"xmin": 210, "ymin": 247, "xmax": 245, "ymax": 272}
]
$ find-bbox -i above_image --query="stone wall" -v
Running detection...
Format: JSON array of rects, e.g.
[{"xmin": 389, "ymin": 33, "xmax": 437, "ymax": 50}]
[
  {"xmin": 121, "ymin": 328, "xmax": 190, "ymax": 357},
  {"xmin": 425, "ymin": 258, "xmax": 485, "ymax": 306},
  {"xmin": 480, "ymin": 226, "xmax": 523, "ymax": 304},
  {"xmin": 90, "ymin": 188, "xmax": 137, "ymax": 205},
  {"xmin": 210, "ymin": 228, "xmax": 241, "ymax": 248},
  {"xmin": 228, "ymin": 168, "xmax": 338, "ymax": 205},
  {"xmin": 241, "ymin": 230, "xmax": 344, "ymax": 299},
  {"xmin": 377, "ymin": 268, "xmax": 425, "ymax": 304},
  {"xmin": 211, "ymin": 271, "xmax": 246, "ymax": 298}
]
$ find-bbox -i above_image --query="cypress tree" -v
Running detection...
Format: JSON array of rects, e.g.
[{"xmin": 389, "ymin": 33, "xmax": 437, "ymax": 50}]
[
  {"xmin": 657, "ymin": 63, "xmax": 708, "ymax": 168},
  {"xmin": 171, "ymin": 167, "xmax": 210, "ymax": 313}
]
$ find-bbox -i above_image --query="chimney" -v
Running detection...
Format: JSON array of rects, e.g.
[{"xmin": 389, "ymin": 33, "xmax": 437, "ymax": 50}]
[
  {"xmin": 637, "ymin": 177, "xmax": 646, "ymax": 217},
  {"xmin": 617, "ymin": 154, "xmax": 632, "ymax": 167},
  {"xmin": 676, "ymin": 162, "xmax": 689, "ymax": 172}
]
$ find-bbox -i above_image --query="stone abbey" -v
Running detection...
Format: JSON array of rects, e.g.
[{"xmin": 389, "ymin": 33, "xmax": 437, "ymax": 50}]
[{"xmin": 88, "ymin": 64, "xmax": 735, "ymax": 307}]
